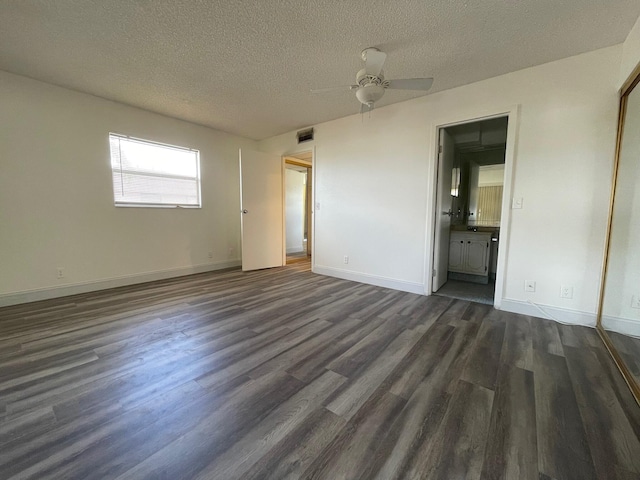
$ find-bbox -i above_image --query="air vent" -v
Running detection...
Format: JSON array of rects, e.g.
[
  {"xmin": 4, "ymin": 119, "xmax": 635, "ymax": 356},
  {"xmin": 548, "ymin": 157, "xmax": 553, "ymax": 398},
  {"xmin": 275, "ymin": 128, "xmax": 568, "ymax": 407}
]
[{"xmin": 297, "ymin": 128, "xmax": 314, "ymax": 144}]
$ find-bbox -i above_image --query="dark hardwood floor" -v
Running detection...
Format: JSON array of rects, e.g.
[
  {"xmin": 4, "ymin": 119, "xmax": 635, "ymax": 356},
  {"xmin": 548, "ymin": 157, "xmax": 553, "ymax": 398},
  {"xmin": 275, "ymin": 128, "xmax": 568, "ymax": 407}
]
[
  {"xmin": 1, "ymin": 261, "xmax": 640, "ymax": 479},
  {"xmin": 607, "ymin": 330, "xmax": 640, "ymax": 384}
]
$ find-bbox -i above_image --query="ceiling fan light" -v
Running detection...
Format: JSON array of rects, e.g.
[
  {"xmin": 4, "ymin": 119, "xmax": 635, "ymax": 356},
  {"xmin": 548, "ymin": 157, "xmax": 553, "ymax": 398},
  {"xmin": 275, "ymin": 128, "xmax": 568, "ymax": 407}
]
[{"xmin": 356, "ymin": 84, "xmax": 385, "ymax": 106}]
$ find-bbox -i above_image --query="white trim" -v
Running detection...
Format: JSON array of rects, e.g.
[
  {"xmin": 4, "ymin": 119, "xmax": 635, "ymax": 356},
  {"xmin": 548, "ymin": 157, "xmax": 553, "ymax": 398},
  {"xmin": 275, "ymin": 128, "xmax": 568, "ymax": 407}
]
[
  {"xmin": 311, "ymin": 146, "xmax": 316, "ymax": 271},
  {"xmin": 601, "ymin": 315, "xmax": 640, "ymax": 337},
  {"xmin": 286, "ymin": 247, "xmax": 306, "ymax": 254},
  {"xmin": 313, "ymin": 265, "xmax": 424, "ymax": 294},
  {"xmin": 500, "ymin": 298, "xmax": 596, "ymax": 327},
  {"xmin": 0, "ymin": 259, "xmax": 241, "ymax": 308},
  {"xmin": 281, "ymin": 155, "xmax": 287, "ymax": 264},
  {"xmin": 423, "ymin": 104, "xmax": 520, "ymax": 312},
  {"xmin": 493, "ymin": 106, "xmax": 520, "ymax": 309}
]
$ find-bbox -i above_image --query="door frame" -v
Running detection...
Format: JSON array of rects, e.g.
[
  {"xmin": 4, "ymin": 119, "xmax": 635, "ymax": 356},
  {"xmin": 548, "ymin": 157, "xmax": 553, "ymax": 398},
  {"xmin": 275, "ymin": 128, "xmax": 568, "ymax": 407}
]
[
  {"xmin": 281, "ymin": 147, "xmax": 315, "ymax": 268},
  {"xmin": 424, "ymin": 105, "xmax": 520, "ymax": 309}
]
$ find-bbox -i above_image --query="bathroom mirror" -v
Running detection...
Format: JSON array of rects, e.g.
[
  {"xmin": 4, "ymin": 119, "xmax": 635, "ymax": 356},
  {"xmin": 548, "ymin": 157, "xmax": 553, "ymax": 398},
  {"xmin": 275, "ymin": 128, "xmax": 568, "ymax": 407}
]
[
  {"xmin": 448, "ymin": 117, "xmax": 508, "ymax": 229},
  {"xmin": 598, "ymin": 66, "xmax": 640, "ymax": 404}
]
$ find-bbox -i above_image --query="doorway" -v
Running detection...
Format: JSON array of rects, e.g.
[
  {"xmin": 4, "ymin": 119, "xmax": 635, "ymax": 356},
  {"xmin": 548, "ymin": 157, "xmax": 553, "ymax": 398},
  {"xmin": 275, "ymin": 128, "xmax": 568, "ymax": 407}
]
[
  {"xmin": 284, "ymin": 152, "xmax": 312, "ymax": 265},
  {"xmin": 432, "ymin": 116, "xmax": 509, "ymax": 305}
]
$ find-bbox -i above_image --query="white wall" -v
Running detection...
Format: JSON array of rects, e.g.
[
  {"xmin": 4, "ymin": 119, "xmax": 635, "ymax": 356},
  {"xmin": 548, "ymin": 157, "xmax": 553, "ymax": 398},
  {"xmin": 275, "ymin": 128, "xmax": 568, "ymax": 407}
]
[
  {"xmin": 620, "ymin": 15, "xmax": 640, "ymax": 88},
  {"xmin": 285, "ymin": 168, "xmax": 306, "ymax": 253},
  {"xmin": 259, "ymin": 45, "xmax": 622, "ymax": 325},
  {"xmin": 0, "ymin": 70, "xmax": 257, "ymax": 306}
]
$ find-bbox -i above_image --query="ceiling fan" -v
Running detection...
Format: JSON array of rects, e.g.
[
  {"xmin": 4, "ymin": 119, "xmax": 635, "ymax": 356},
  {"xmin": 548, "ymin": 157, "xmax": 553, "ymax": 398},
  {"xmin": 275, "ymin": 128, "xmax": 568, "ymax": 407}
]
[{"xmin": 311, "ymin": 47, "xmax": 433, "ymax": 113}]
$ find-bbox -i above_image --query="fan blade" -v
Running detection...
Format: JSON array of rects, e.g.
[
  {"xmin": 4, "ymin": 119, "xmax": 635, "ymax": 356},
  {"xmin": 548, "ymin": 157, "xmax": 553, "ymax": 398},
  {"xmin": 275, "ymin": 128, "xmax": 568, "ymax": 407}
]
[
  {"xmin": 311, "ymin": 85, "xmax": 358, "ymax": 94},
  {"xmin": 387, "ymin": 78, "xmax": 434, "ymax": 91},
  {"xmin": 363, "ymin": 49, "xmax": 387, "ymax": 76}
]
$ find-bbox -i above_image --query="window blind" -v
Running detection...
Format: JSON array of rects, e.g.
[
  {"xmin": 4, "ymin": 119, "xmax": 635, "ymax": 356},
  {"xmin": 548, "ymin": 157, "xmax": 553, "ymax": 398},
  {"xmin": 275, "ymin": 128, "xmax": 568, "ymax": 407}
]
[
  {"xmin": 476, "ymin": 185, "xmax": 503, "ymax": 227},
  {"xmin": 109, "ymin": 134, "xmax": 201, "ymax": 208}
]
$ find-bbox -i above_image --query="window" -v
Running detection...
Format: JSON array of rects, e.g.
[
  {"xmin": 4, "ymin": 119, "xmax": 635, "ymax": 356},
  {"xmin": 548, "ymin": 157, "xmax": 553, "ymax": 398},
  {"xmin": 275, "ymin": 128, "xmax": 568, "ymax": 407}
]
[{"xmin": 109, "ymin": 134, "xmax": 201, "ymax": 208}]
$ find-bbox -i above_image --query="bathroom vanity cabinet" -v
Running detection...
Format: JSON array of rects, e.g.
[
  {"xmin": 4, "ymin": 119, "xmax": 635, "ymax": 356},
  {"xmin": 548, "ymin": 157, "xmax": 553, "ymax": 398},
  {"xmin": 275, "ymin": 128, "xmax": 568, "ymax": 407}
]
[{"xmin": 448, "ymin": 231, "xmax": 491, "ymax": 277}]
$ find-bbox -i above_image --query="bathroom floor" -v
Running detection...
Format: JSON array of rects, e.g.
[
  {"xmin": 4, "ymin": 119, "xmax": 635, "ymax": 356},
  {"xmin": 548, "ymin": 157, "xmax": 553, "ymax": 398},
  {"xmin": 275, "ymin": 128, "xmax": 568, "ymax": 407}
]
[
  {"xmin": 435, "ymin": 279, "xmax": 495, "ymax": 305},
  {"xmin": 286, "ymin": 251, "xmax": 309, "ymax": 264}
]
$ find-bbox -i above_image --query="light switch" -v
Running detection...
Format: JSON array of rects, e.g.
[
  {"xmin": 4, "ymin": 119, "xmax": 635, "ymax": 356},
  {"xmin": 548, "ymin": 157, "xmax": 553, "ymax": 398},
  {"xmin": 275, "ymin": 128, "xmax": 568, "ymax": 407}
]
[{"xmin": 512, "ymin": 197, "xmax": 523, "ymax": 209}]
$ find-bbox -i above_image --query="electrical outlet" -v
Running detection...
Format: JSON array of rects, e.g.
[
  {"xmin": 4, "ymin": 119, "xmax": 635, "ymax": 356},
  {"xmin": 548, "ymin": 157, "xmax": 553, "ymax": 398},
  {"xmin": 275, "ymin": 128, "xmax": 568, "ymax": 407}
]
[
  {"xmin": 632, "ymin": 295, "xmax": 640, "ymax": 309},
  {"xmin": 208, "ymin": 251, "xmax": 213, "ymax": 259},
  {"xmin": 560, "ymin": 285, "xmax": 573, "ymax": 299},
  {"xmin": 344, "ymin": 255, "xmax": 349, "ymax": 264},
  {"xmin": 524, "ymin": 280, "xmax": 536, "ymax": 292},
  {"xmin": 57, "ymin": 267, "xmax": 64, "ymax": 279}
]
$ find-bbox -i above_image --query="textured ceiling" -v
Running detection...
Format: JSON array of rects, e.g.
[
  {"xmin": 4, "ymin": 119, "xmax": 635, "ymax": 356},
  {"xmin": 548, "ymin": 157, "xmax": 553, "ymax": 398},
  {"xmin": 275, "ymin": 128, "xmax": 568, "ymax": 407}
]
[{"xmin": 0, "ymin": 1, "xmax": 638, "ymax": 140}]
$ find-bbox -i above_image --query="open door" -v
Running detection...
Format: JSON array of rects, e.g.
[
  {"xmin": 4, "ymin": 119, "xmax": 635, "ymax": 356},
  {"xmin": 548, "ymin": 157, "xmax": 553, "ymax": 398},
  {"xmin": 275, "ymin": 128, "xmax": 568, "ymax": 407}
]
[
  {"xmin": 239, "ymin": 149, "xmax": 283, "ymax": 271},
  {"xmin": 432, "ymin": 129, "xmax": 455, "ymax": 291}
]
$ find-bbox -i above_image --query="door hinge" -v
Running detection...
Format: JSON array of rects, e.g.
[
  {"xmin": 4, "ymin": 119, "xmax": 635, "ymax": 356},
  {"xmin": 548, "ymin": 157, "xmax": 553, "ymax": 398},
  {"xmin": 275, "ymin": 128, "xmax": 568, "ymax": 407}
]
[
  {"xmin": 438, "ymin": 145, "xmax": 443, "ymax": 153},
  {"xmin": 487, "ymin": 242, "xmax": 489, "ymax": 248},
  {"xmin": 432, "ymin": 268, "xmax": 436, "ymax": 277},
  {"xmin": 485, "ymin": 266, "xmax": 487, "ymax": 272}
]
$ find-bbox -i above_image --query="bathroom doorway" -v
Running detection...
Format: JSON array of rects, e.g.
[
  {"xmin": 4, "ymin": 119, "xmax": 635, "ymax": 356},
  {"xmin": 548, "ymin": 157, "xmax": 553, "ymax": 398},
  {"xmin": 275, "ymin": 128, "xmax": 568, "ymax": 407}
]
[
  {"xmin": 432, "ymin": 116, "xmax": 509, "ymax": 305},
  {"xmin": 284, "ymin": 152, "xmax": 312, "ymax": 265}
]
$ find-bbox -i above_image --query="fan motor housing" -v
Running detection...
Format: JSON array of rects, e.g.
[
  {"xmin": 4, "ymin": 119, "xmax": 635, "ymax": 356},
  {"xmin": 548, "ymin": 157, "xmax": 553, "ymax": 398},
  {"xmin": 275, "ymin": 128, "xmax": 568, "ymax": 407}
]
[{"xmin": 356, "ymin": 68, "xmax": 384, "ymax": 86}]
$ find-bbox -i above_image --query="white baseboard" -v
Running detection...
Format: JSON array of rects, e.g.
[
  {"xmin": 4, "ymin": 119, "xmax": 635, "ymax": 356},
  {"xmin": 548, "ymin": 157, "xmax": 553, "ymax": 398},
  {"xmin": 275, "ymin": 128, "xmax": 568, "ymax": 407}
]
[
  {"xmin": 601, "ymin": 315, "xmax": 640, "ymax": 337},
  {"xmin": 286, "ymin": 247, "xmax": 305, "ymax": 254},
  {"xmin": 0, "ymin": 259, "xmax": 241, "ymax": 308},
  {"xmin": 500, "ymin": 298, "xmax": 596, "ymax": 327},
  {"xmin": 312, "ymin": 265, "xmax": 424, "ymax": 295}
]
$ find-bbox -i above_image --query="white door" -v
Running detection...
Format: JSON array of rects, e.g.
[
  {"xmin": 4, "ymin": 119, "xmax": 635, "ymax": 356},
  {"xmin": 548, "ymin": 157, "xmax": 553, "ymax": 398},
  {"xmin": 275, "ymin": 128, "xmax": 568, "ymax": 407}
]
[
  {"xmin": 239, "ymin": 149, "xmax": 283, "ymax": 271},
  {"xmin": 432, "ymin": 129, "xmax": 455, "ymax": 292}
]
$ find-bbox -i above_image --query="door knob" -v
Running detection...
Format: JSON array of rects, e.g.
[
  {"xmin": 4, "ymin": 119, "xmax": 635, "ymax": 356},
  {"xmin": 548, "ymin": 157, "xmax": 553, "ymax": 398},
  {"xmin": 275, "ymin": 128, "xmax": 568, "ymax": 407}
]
[{"xmin": 242, "ymin": 209, "xmax": 248, "ymax": 214}]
